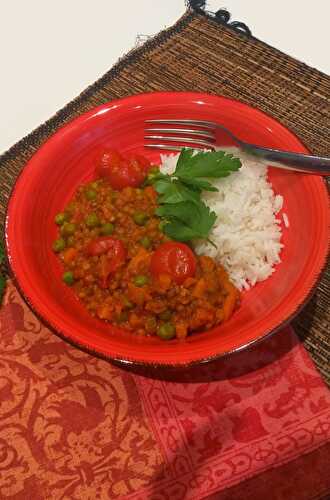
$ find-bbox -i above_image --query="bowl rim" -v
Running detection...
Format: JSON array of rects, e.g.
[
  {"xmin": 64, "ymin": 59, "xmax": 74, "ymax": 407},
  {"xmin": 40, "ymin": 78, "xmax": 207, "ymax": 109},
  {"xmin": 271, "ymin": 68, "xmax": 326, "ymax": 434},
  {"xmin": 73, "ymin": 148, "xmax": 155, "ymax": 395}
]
[{"xmin": 4, "ymin": 91, "xmax": 330, "ymax": 368}]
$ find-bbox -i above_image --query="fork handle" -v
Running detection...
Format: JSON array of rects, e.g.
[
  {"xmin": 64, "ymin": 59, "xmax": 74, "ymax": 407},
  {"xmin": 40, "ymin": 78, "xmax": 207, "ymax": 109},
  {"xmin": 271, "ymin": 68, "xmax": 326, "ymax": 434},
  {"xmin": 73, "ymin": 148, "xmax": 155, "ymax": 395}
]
[{"xmin": 244, "ymin": 145, "xmax": 330, "ymax": 176}]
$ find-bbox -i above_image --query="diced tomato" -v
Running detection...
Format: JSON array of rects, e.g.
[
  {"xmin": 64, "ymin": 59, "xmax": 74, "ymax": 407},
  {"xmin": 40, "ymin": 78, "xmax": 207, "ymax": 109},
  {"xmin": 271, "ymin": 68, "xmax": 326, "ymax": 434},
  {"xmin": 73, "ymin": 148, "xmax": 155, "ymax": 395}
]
[
  {"xmin": 150, "ymin": 242, "xmax": 197, "ymax": 285},
  {"xmin": 87, "ymin": 236, "xmax": 126, "ymax": 262},
  {"xmin": 107, "ymin": 159, "xmax": 146, "ymax": 190},
  {"xmin": 63, "ymin": 247, "xmax": 78, "ymax": 264},
  {"xmin": 128, "ymin": 153, "xmax": 151, "ymax": 173},
  {"xmin": 94, "ymin": 148, "xmax": 149, "ymax": 189},
  {"xmin": 95, "ymin": 148, "xmax": 124, "ymax": 179},
  {"xmin": 96, "ymin": 304, "xmax": 113, "ymax": 320},
  {"xmin": 87, "ymin": 237, "xmax": 126, "ymax": 287}
]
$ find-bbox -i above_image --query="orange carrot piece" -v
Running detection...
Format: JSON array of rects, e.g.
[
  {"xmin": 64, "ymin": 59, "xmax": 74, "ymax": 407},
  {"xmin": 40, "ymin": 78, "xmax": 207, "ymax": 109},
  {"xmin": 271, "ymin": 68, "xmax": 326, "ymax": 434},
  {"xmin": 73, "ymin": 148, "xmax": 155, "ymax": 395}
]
[
  {"xmin": 195, "ymin": 308, "xmax": 213, "ymax": 323},
  {"xmin": 96, "ymin": 305, "xmax": 113, "ymax": 320},
  {"xmin": 127, "ymin": 248, "xmax": 150, "ymax": 273},
  {"xmin": 192, "ymin": 278, "xmax": 207, "ymax": 298},
  {"xmin": 157, "ymin": 273, "xmax": 172, "ymax": 292},
  {"xmin": 223, "ymin": 280, "xmax": 237, "ymax": 295},
  {"xmin": 127, "ymin": 283, "xmax": 150, "ymax": 306},
  {"xmin": 63, "ymin": 247, "xmax": 78, "ymax": 264},
  {"xmin": 218, "ymin": 265, "xmax": 229, "ymax": 283},
  {"xmin": 175, "ymin": 322, "xmax": 188, "ymax": 340},
  {"xmin": 129, "ymin": 313, "xmax": 142, "ymax": 328},
  {"xmin": 183, "ymin": 277, "xmax": 196, "ymax": 288},
  {"xmin": 114, "ymin": 303, "xmax": 123, "ymax": 316},
  {"xmin": 199, "ymin": 255, "xmax": 216, "ymax": 273}
]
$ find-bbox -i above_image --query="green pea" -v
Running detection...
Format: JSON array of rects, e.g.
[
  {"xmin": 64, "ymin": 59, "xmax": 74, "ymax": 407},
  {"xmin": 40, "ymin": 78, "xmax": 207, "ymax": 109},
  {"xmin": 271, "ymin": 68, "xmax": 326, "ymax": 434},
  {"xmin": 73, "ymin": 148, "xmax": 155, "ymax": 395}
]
[
  {"xmin": 85, "ymin": 189, "xmax": 97, "ymax": 201},
  {"xmin": 117, "ymin": 311, "xmax": 128, "ymax": 323},
  {"xmin": 85, "ymin": 213, "xmax": 100, "ymax": 228},
  {"xmin": 157, "ymin": 323, "xmax": 175, "ymax": 340},
  {"xmin": 52, "ymin": 238, "xmax": 66, "ymax": 253},
  {"xmin": 63, "ymin": 271, "xmax": 75, "ymax": 286},
  {"xmin": 61, "ymin": 222, "xmax": 76, "ymax": 236},
  {"xmin": 101, "ymin": 222, "xmax": 114, "ymax": 235},
  {"xmin": 55, "ymin": 212, "xmax": 67, "ymax": 226},
  {"xmin": 159, "ymin": 310, "xmax": 172, "ymax": 321},
  {"xmin": 139, "ymin": 236, "xmax": 151, "ymax": 249},
  {"xmin": 133, "ymin": 211, "xmax": 148, "ymax": 226},
  {"xmin": 133, "ymin": 275, "xmax": 149, "ymax": 287}
]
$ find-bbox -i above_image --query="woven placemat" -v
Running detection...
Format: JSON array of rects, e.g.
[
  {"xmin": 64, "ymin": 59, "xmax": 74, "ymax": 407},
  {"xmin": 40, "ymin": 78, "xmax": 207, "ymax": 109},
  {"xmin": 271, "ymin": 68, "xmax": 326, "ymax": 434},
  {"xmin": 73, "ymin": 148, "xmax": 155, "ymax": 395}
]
[{"xmin": 0, "ymin": 8, "xmax": 329, "ymax": 382}]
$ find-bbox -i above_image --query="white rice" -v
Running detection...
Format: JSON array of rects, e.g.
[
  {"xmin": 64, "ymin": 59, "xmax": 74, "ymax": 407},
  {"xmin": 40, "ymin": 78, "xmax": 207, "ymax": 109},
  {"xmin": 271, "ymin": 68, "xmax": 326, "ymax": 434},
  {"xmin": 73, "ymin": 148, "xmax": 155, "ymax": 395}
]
[
  {"xmin": 160, "ymin": 147, "xmax": 287, "ymax": 291},
  {"xmin": 283, "ymin": 213, "xmax": 290, "ymax": 228}
]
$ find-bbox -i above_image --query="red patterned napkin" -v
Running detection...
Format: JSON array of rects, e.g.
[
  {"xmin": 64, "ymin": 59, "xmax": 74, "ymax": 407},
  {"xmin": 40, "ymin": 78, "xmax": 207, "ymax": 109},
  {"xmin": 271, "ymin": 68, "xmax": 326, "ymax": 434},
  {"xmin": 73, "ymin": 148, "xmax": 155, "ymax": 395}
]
[{"xmin": 0, "ymin": 281, "xmax": 329, "ymax": 500}]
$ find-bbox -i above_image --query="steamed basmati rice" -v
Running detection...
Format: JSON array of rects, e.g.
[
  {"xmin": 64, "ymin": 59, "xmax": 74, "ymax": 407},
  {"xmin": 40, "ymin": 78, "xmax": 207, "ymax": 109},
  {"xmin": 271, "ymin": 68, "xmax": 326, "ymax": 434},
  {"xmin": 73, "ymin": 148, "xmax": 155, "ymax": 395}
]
[
  {"xmin": 283, "ymin": 213, "xmax": 290, "ymax": 228},
  {"xmin": 160, "ymin": 148, "xmax": 287, "ymax": 291}
]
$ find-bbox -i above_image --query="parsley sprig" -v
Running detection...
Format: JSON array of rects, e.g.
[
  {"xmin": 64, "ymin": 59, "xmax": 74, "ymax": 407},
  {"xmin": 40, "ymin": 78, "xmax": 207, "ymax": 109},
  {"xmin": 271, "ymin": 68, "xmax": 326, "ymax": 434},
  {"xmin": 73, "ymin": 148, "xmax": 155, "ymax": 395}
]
[{"xmin": 149, "ymin": 149, "xmax": 241, "ymax": 243}]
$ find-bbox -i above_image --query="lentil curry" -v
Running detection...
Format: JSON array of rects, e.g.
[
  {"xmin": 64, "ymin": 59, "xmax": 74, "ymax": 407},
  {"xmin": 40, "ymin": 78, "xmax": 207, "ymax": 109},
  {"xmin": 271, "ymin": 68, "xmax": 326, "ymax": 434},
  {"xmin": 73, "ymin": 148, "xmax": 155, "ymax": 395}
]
[{"xmin": 53, "ymin": 149, "xmax": 240, "ymax": 340}]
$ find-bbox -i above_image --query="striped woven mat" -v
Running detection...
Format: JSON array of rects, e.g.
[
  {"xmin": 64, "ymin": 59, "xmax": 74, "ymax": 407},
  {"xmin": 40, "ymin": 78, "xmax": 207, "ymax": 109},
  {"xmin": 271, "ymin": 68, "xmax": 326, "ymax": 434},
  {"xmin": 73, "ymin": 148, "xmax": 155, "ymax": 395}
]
[{"xmin": 0, "ymin": 8, "xmax": 329, "ymax": 383}]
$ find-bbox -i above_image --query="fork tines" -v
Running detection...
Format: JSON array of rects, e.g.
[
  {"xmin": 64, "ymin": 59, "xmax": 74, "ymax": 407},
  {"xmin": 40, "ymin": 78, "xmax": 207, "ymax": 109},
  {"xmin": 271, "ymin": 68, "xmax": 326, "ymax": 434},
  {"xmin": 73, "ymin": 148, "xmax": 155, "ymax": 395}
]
[{"xmin": 144, "ymin": 119, "xmax": 216, "ymax": 151}]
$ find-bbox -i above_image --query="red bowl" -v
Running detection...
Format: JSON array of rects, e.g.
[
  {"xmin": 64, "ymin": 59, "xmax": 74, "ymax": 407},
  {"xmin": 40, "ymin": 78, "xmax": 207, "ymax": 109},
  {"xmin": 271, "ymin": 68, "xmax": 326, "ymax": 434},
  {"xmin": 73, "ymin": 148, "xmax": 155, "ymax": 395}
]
[{"xmin": 5, "ymin": 92, "xmax": 329, "ymax": 366}]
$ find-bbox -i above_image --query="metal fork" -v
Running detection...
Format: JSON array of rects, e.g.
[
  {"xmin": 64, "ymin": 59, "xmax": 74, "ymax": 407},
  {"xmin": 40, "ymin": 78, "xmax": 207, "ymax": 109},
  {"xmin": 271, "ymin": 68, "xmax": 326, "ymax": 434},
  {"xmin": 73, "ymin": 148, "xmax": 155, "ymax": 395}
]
[{"xmin": 144, "ymin": 119, "xmax": 330, "ymax": 175}]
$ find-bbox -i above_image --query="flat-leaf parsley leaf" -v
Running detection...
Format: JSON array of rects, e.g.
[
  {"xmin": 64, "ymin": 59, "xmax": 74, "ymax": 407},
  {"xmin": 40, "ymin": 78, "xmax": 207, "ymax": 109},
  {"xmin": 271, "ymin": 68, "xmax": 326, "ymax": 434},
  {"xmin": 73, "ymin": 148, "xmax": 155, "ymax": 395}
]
[
  {"xmin": 148, "ymin": 148, "xmax": 241, "ymax": 244},
  {"xmin": 156, "ymin": 201, "xmax": 217, "ymax": 242}
]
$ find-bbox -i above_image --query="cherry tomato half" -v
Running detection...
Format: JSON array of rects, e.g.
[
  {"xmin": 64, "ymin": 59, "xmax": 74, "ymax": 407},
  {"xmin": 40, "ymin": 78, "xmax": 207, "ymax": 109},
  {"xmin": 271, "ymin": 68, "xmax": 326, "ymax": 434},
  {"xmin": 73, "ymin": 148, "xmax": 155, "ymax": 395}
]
[
  {"xmin": 128, "ymin": 154, "xmax": 151, "ymax": 173},
  {"xmin": 95, "ymin": 149, "xmax": 150, "ymax": 190},
  {"xmin": 150, "ymin": 242, "xmax": 197, "ymax": 285},
  {"xmin": 109, "ymin": 159, "xmax": 146, "ymax": 190},
  {"xmin": 95, "ymin": 149, "xmax": 123, "ymax": 179}
]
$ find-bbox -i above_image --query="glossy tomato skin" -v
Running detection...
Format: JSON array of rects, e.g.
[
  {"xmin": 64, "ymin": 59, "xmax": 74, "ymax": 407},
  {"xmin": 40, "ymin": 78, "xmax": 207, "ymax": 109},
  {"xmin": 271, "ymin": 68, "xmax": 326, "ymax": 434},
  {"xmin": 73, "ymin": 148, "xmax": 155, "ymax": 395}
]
[
  {"xmin": 110, "ymin": 159, "xmax": 146, "ymax": 189},
  {"xmin": 150, "ymin": 242, "xmax": 197, "ymax": 285},
  {"xmin": 95, "ymin": 149, "xmax": 149, "ymax": 189},
  {"xmin": 128, "ymin": 154, "xmax": 151, "ymax": 173},
  {"xmin": 95, "ymin": 149, "xmax": 123, "ymax": 179},
  {"xmin": 87, "ymin": 237, "xmax": 126, "ymax": 264},
  {"xmin": 87, "ymin": 237, "xmax": 127, "ymax": 288}
]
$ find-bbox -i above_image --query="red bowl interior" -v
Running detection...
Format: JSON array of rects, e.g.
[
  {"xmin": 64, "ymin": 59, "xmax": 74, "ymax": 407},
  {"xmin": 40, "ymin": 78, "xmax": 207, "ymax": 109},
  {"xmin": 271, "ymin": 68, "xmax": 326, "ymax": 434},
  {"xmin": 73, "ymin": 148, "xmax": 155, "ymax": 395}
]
[{"xmin": 5, "ymin": 92, "xmax": 329, "ymax": 366}]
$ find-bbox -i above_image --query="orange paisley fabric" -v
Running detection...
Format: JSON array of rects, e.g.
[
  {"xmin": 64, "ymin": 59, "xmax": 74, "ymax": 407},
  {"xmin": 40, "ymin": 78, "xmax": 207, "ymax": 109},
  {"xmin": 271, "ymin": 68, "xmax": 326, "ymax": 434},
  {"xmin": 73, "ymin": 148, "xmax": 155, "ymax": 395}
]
[{"xmin": 0, "ymin": 281, "xmax": 329, "ymax": 499}]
